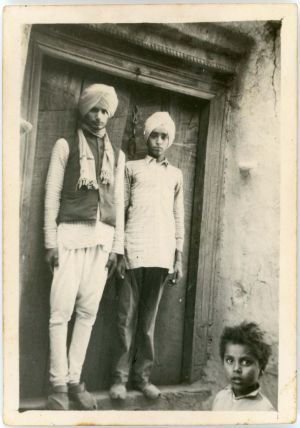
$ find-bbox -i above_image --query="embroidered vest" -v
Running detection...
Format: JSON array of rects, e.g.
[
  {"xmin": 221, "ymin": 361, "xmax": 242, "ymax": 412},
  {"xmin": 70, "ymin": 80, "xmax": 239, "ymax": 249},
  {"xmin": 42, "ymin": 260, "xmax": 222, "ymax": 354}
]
[{"xmin": 57, "ymin": 132, "xmax": 119, "ymax": 226}]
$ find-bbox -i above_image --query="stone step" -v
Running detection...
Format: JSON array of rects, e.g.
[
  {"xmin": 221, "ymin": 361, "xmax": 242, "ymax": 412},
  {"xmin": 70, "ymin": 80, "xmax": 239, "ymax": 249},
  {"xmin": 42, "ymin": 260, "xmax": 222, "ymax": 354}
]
[{"xmin": 19, "ymin": 384, "xmax": 212, "ymax": 411}]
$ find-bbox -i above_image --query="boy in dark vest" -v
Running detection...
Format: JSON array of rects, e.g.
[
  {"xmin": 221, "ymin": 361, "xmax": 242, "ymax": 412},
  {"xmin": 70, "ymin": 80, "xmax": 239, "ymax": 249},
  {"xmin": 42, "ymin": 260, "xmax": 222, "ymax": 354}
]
[
  {"xmin": 110, "ymin": 112, "xmax": 184, "ymax": 401},
  {"xmin": 44, "ymin": 84, "xmax": 125, "ymax": 410}
]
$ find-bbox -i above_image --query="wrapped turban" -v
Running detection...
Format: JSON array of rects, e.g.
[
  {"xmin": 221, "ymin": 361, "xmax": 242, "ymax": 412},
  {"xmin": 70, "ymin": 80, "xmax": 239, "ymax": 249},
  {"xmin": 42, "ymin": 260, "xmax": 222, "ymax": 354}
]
[
  {"xmin": 144, "ymin": 112, "xmax": 176, "ymax": 147},
  {"xmin": 78, "ymin": 84, "xmax": 118, "ymax": 118}
]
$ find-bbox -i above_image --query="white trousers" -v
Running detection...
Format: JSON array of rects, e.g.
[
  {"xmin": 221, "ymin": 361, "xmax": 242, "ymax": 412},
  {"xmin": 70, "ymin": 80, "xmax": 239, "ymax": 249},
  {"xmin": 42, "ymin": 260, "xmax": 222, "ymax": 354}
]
[{"xmin": 49, "ymin": 244, "xmax": 109, "ymax": 386}]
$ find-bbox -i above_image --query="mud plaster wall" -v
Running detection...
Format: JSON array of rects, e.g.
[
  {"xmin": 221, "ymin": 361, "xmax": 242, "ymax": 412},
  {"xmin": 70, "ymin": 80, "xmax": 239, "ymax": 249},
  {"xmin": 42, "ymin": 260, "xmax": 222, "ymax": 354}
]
[{"xmin": 204, "ymin": 22, "xmax": 280, "ymax": 409}]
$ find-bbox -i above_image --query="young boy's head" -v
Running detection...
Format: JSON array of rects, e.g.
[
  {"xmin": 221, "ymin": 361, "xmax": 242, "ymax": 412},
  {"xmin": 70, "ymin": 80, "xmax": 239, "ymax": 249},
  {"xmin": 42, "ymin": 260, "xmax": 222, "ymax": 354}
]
[
  {"xmin": 78, "ymin": 84, "xmax": 118, "ymax": 133},
  {"xmin": 219, "ymin": 322, "xmax": 272, "ymax": 397},
  {"xmin": 144, "ymin": 112, "xmax": 175, "ymax": 160}
]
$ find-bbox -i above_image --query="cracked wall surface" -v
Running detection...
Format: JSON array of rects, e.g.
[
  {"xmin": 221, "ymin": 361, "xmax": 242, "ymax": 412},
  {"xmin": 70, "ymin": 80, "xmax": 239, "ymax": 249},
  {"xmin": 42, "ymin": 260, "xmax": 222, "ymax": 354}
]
[{"xmin": 205, "ymin": 21, "xmax": 280, "ymax": 409}]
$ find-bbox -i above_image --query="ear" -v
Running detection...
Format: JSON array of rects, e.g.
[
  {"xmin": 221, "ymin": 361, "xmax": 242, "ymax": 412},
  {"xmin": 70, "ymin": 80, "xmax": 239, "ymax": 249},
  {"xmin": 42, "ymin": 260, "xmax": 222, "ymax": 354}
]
[{"xmin": 259, "ymin": 368, "xmax": 264, "ymax": 377}]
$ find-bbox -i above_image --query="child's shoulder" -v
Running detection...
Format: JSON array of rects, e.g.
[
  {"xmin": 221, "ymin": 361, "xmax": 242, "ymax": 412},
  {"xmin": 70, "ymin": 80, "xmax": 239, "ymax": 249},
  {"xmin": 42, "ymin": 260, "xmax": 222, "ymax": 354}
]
[
  {"xmin": 212, "ymin": 386, "xmax": 231, "ymax": 410},
  {"xmin": 214, "ymin": 385, "xmax": 231, "ymax": 400},
  {"xmin": 256, "ymin": 391, "xmax": 275, "ymax": 410}
]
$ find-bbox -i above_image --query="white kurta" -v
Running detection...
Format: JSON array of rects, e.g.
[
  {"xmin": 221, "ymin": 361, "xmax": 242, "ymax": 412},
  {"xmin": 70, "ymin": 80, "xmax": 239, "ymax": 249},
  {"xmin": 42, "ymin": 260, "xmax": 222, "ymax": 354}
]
[{"xmin": 124, "ymin": 156, "xmax": 184, "ymax": 271}]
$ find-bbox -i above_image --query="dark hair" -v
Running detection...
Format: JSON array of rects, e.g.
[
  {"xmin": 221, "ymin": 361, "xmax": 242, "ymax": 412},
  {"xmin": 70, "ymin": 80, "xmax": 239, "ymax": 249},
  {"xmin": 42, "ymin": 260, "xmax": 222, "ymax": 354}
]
[{"xmin": 219, "ymin": 322, "xmax": 272, "ymax": 371}]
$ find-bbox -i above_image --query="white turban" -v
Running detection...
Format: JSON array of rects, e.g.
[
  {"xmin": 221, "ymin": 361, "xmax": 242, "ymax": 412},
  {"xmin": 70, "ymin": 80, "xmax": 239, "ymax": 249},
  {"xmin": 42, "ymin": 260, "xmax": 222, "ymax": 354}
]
[
  {"xmin": 78, "ymin": 84, "xmax": 118, "ymax": 118},
  {"xmin": 144, "ymin": 112, "xmax": 176, "ymax": 147}
]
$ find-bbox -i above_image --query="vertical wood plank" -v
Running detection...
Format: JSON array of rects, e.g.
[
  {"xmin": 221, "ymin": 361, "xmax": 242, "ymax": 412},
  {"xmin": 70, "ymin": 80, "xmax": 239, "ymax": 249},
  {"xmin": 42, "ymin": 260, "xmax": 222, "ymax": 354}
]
[{"xmin": 181, "ymin": 100, "xmax": 210, "ymax": 381}]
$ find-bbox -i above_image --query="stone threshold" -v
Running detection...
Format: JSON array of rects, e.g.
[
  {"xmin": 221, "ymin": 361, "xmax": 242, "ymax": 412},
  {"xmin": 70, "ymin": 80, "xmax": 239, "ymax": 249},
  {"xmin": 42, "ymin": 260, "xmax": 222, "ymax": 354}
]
[{"xmin": 19, "ymin": 383, "xmax": 212, "ymax": 411}]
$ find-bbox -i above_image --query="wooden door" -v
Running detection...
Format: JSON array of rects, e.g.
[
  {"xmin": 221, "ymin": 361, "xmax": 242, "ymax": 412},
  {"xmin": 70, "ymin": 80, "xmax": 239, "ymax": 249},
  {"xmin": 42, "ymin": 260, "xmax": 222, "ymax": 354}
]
[{"xmin": 20, "ymin": 54, "xmax": 206, "ymax": 398}]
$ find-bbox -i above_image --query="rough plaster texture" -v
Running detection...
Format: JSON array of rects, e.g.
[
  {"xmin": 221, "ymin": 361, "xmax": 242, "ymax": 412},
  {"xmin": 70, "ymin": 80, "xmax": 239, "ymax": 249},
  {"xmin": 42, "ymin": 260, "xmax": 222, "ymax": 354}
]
[{"xmin": 204, "ymin": 22, "xmax": 280, "ymax": 409}]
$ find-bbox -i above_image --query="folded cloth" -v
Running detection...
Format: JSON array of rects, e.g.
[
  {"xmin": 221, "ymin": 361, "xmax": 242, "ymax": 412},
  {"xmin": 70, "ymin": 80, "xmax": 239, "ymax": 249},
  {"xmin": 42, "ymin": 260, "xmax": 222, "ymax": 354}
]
[
  {"xmin": 77, "ymin": 128, "xmax": 115, "ymax": 190},
  {"xmin": 77, "ymin": 128, "xmax": 98, "ymax": 190}
]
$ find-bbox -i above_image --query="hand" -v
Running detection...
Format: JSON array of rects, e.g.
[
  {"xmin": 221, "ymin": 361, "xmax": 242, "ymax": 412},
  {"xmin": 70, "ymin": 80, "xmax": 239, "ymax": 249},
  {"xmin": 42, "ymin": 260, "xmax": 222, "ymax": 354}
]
[
  {"xmin": 116, "ymin": 255, "xmax": 126, "ymax": 280},
  {"xmin": 170, "ymin": 260, "xmax": 183, "ymax": 285},
  {"xmin": 105, "ymin": 252, "xmax": 117, "ymax": 279},
  {"xmin": 45, "ymin": 248, "xmax": 59, "ymax": 273}
]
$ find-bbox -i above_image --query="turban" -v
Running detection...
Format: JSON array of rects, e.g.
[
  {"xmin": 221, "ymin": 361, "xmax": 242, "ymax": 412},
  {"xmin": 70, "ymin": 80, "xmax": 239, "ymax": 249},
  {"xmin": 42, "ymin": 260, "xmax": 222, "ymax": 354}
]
[
  {"xmin": 78, "ymin": 84, "xmax": 118, "ymax": 118},
  {"xmin": 144, "ymin": 112, "xmax": 176, "ymax": 147}
]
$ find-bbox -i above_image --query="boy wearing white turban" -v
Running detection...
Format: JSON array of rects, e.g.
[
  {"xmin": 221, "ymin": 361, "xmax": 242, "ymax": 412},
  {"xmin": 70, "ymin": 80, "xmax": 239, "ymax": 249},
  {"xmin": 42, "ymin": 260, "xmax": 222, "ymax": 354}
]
[
  {"xmin": 44, "ymin": 84, "xmax": 125, "ymax": 410},
  {"xmin": 110, "ymin": 112, "xmax": 184, "ymax": 401}
]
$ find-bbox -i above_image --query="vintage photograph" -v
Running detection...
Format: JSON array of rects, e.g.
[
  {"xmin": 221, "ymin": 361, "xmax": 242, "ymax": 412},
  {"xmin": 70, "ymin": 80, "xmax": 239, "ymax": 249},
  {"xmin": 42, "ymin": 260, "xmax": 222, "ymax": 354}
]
[{"xmin": 3, "ymin": 4, "xmax": 297, "ymax": 426}]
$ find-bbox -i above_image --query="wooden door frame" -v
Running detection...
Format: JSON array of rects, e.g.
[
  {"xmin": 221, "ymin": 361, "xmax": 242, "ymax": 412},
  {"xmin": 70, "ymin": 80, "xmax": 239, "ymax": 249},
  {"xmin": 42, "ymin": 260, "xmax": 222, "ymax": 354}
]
[{"xmin": 21, "ymin": 26, "xmax": 231, "ymax": 384}]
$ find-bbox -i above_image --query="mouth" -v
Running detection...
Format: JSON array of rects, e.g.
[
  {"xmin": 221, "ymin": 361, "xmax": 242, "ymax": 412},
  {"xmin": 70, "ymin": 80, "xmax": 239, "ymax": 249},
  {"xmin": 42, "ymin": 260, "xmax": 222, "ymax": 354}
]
[{"xmin": 231, "ymin": 377, "xmax": 243, "ymax": 384}]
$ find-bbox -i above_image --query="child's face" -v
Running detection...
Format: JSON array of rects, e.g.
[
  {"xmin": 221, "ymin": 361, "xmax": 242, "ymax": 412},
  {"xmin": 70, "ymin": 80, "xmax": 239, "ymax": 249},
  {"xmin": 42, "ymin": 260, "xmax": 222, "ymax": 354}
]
[
  {"xmin": 147, "ymin": 126, "xmax": 169, "ymax": 160},
  {"xmin": 83, "ymin": 101, "xmax": 109, "ymax": 132},
  {"xmin": 223, "ymin": 342, "xmax": 261, "ymax": 397}
]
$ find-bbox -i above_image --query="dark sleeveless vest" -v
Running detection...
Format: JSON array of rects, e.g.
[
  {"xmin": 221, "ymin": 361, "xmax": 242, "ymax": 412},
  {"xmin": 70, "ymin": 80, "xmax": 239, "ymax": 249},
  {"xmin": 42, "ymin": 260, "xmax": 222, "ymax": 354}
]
[{"xmin": 57, "ymin": 131, "xmax": 119, "ymax": 227}]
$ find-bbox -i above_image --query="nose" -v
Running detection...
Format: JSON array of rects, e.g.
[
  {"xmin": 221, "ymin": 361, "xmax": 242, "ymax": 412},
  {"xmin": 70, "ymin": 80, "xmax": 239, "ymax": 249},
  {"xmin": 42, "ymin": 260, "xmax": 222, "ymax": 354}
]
[
  {"xmin": 155, "ymin": 136, "xmax": 163, "ymax": 145},
  {"xmin": 233, "ymin": 362, "xmax": 242, "ymax": 373}
]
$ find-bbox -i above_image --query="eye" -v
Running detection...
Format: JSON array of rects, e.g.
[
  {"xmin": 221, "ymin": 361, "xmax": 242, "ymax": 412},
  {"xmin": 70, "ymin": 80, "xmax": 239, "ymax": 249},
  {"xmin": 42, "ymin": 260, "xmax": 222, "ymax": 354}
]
[
  {"xmin": 150, "ymin": 132, "xmax": 159, "ymax": 139},
  {"xmin": 101, "ymin": 109, "xmax": 108, "ymax": 115},
  {"xmin": 241, "ymin": 358, "xmax": 253, "ymax": 366},
  {"xmin": 90, "ymin": 107, "xmax": 98, "ymax": 113},
  {"xmin": 225, "ymin": 357, "xmax": 234, "ymax": 365},
  {"xmin": 161, "ymin": 133, "xmax": 168, "ymax": 140}
]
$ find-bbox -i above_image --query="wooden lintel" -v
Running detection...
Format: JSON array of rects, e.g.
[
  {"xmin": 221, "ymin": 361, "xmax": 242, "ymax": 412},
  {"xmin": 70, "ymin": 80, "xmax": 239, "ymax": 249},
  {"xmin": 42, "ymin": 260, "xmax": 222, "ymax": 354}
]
[{"xmin": 34, "ymin": 24, "xmax": 240, "ymax": 76}]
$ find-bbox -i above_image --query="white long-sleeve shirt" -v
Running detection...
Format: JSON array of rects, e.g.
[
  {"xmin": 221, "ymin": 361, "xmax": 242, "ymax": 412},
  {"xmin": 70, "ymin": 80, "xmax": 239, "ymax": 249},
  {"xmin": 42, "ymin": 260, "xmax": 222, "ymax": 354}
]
[
  {"xmin": 124, "ymin": 156, "xmax": 184, "ymax": 270},
  {"xmin": 212, "ymin": 385, "xmax": 275, "ymax": 411},
  {"xmin": 44, "ymin": 138, "xmax": 125, "ymax": 254}
]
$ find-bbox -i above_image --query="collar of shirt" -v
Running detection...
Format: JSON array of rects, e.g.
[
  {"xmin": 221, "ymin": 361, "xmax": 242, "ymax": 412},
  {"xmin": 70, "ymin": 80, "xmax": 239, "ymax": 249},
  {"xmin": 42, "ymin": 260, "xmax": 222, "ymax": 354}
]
[
  {"xmin": 82, "ymin": 128, "xmax": 102, "ymax": 142},
  {"xmin": 226, "ymin": 384, "xmax": 261, "ymax": 400},
  {"xmin": 145, "ymin": 154, "xmax": 169, "ymax": 166}
]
